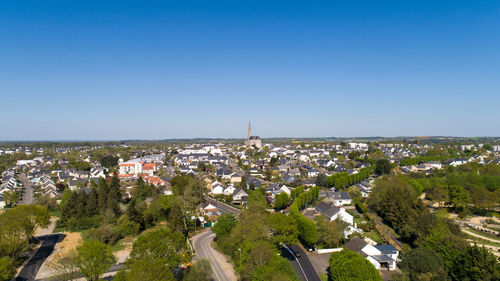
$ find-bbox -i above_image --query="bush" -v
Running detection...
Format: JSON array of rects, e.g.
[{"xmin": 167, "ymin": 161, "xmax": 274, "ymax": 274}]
[
  {"xmin": 329, "ymin": 249, "xmax": 382, "ymax": 281},
  {"xmin": 66, "ymin": 216, "xmax": 102, "ymax": 231},
  {"xmin": 88, "ymin": 225, "xmax": 121, "ymax": 245},
  {"xmin": 118, "ymin": 218, "xmax": 141, "ymax": 237},
  {"xmin": 0, "ymin": 257, "xmax": 15, "ymax": 281}
]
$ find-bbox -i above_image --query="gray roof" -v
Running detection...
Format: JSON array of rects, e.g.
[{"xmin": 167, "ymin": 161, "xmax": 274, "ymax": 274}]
[
  {"xmin": 343, "ymin": 237, "xmax": 368, "ymax": 254},
  {"xmin": 374, "ymin": 244, "xmax": 398, "ymax": 254}
]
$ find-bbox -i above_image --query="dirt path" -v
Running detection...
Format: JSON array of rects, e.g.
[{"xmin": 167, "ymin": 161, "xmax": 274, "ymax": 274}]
[{"xmin": 462, "ymin": 228, "xmax": 500, "ymax": 243}]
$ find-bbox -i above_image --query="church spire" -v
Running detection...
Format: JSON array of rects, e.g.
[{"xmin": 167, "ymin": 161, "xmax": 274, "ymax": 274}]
[{"xmin": 248, "ymin": 121, "xmax": 252, "ymax": 139}]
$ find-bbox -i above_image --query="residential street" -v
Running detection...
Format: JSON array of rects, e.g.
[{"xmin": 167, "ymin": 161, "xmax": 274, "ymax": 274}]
[
  {"xmin": 191, "ymin": 230, "xmax": 237, "ymax": 281},
  {"xmin": 283, "ymin": 245, "xmax": 321, "ymax": 281},
  {"xmin": 18, "ymin": 173, "xmax": 34, "ymax": 205}
]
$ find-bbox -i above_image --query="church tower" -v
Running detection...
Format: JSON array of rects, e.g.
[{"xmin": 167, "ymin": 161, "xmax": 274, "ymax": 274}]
[{"xmin": 248, "ymin": 121, "xmax": 252, "ymax": 139}]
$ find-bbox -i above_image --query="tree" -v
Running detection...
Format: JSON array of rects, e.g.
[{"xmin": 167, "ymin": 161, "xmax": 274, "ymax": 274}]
[
  {"xmin": 125, "ymin": 257, "xmax": 175, "ymax": 281},
  {"xmin": 253, "ymin": 255, "xmax": 299, "ymax": 281},
  {"xmin": 451, "ymin": 245, "xmax": 500, "ymax": 281},
  {"xmin": 0, "ymin": 257, "xmax": 14, "ymax": 281},
  {"xmin": 274, "ymin": 192, "xmax": 290, "ymax": 210},
  {"xmin": 329, "ymin": 249, "xmax": 382, "ymax": 281},
  {"xmin": 289, "ymin": 203, "xmax": 317, "ymax": 246},
  {"xmin": 76, "ymin": 240, "xmax": 116, "ymax": 281},
  {"xmin": 399, "ymin": 247, "xmax": 448, "ymax": 281},
  {"xmin": 2, "ymin": 191, "xmax": 18, "ymax": 207},
  {"xmin": 267, "ymin": 213, "xmax": 298, "ymax": 246},
  {"xmin": 448, "ymin": 185, "xmax": 469, "ymax": 210},
  {"xmin": 184, "ymin": 259, "xmax": 212, "ymax": 281},
  {"xmin": 129, "ymin": 228, "xmax": 189, "ymax": 270},
  {"xmin": 100, "ymin": 155, "xmax": 118, "ymax": 168},
  {"xmin": 315, "ymin": 173, "xmax": 327, "ymax": 187},
  {"xmin": 315, "ymin": 216, "xmax": 346, "ymax": 248},
  {"xmin": 9, "ymin": 204, "xmax": 50, "ymax": 241},
  {"xmin": 247, "ymin": 190, "xmax": 267, "ymax": 213},
  {"xmin": 375, "ymin": 159, "xmax": 391, "ymax": 175},
  {"xmin": 48, "ymin": 249, "xmax": 79, "ymax": 281},
  {"xmin": 212, "ymin": 213, "xmax": 236, "ymax": 239}
]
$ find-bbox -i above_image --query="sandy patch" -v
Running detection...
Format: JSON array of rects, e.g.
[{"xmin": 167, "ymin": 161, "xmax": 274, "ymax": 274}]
[{"xmin": 35, "ymin": 232, "xmax": 82, "ymax": 280}]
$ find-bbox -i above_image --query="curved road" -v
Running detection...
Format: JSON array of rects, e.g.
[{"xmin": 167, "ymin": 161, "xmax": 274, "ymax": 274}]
[
  {"xmin": 192, "ymin": 230, "xmax": 236, "ymax": 281},
  {"xmin": 15, "ymin": 234, "xmax": 65, "ymax": 281},
  {"xmin": 283, "ymin": 245, "xmax": 321, "ymax": 281}
]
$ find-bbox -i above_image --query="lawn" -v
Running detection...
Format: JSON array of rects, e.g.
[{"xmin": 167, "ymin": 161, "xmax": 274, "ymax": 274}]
[
  {"xmin": 465, "ymin": 234, "xmax": 500, "ymax": 248},
  {"xmin": 364, "ymin": 231, "xmax": 383, "ymax": 244}
]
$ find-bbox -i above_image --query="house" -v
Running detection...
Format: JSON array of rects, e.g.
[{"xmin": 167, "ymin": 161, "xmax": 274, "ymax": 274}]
[
  {"xmin": 282, "ymin": 174, "xmax": 296, "ymax": 185},
  {"xmin": 230, "ymin": 174, "xmax": 242, "ymax": 184},
  {"xmin": 307, "ymin": 168, "xmax": 320, "ymax": 178},
  {"xmin": 142, "ymin": 163, "xmax": 156, "ymax": 176},
  {"xmin": 223, "ymin": 184, "xmax": 237, "ymax": 196},
  {"xmin": 201, "ymin": 202, "xmax": 219, "ymax": 216},
  {"xmin": 90, "ymin": 167, "xmax": 106, "ymax": 179},
  {"xmin": 315, "ymin": 201, "xmax": 353, "ymax": 225},
  {"xmin": 444, "ymin": 158, "xmax": 468, "ymax": 167},
  {"xmin": 216, "ymin": 167, "xmax": 233, "ymax": 180},
  {"xmin": 343, "ymin": 237, "xmax": 398, "ymax": 271},
  {"xmin": 424, "ymin": 161, "xmax": 442, "ymax": 170},
  {"xmin": 211, "ymin": 182, "xmax": 225, "ymax": 195},
  {"xmin": 329, "ymin": 191, "xmax": 352, "ymax": 206},
  {"xmin": 119, "ymin": 161, "xmax": 143, "ymax": 177},
  {"xmin": 232, "ymin": 188, "xmax": 248, "ymax": 201}
]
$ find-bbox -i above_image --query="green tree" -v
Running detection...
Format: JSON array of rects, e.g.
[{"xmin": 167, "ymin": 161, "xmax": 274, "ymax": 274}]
[
  {"xmin": 212, "ymin": 213, "xmax": 236, "ymax": 239},
  {"xmin": 2, "ymin": 190, "xmax": 18, "ymax": 207},
  {"xmin": 274, "ymin": 192, "xmax": 290, "ymax": 210},
  {"xmin": 184, "ymin": 259, "xmax": 212, "ymax": 281},
  {"xmin": 267, "ymin": 213, "xmax": 298, "ymax": 246},
  {"xmin": 451, "ymin": 245, "xmax": 500, "ymax": 281},
  {"xmin": 399, "ymin": 247, "xmax": 448, "ymax": 281},
  {"xmin": 448, "ymin": 185, "xmax": 469, "ymax": 210},
  {"xmin": 0, "ymin": 257, "xmax": 14, "ymax": 281},
  {"xmin": 315, "ymin": 216, "xmax": 346, "ymax": 248},
  {"xmin": 375, "ymin": 159, "xmax": 391, "ymax": 175},
  {"xmin": 129, "ymin": 228, "xmax": 189, "ymax": 269},
  {"xmin": 76, "ymin": 240, "xmax": 116, "ymax": 281},
  {"xmin": 125, "ymin": 257, "xmax": 175, "ymax": 281},
  {"xmin": 253, "ymin": 255, "xmax": 299, "ymax": 281},
  {"xmin": 247, "ymin": 190, "xmax": 267, "ymax": 213},
  {"xmin": 329, "ymin": 249, "xmax": 382, "ymax": 281}
]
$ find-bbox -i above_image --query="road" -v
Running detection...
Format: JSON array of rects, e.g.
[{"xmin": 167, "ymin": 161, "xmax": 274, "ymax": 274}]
[
  {"xmin": 191, "ymin": 230, "xmax": 237, "ymax": 281},
  {"xmin": 282, "ymin": 245, "xmax": 321, "ymax": 281},
  {"xmin": 206, "ymin": 196, "xmax": 241, "ymax": 216},
  {"xmin": 15, "ymin": 233, "xmax": 65, "ymax": 281},
  {"xmin": 18, "ymin": 173, "xmax": 34, "ymax": 205}
]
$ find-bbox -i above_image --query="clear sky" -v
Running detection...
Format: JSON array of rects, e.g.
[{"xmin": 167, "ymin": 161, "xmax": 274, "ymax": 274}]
[{"xmin": 1, "ymin": 1, "xmax": 499, "ymax": 140}]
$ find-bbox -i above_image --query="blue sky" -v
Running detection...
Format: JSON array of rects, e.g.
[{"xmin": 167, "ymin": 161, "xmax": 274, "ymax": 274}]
[{"xmin": 0, "ymin": 1, "xmax": 499, "ymax": 140}]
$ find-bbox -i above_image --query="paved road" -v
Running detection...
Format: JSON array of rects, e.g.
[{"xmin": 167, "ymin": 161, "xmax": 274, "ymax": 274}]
[
  {"xmin": 18, "ymin": 174, "xmax": 34, "ymax": 205},
  {"xmin": 15, "ymin": 234, "xmax": 65, "ymax": 281},
  {"xmin": 206, "ymin": 196, "xmax": 241, "ymax": 216},
  {"xmin": 282, "ymin": 245, "xmax": 321, "ymax": 281},
  {"xmin": 192, "ymin": 230, "xmax": 236, "ymax": 281}
]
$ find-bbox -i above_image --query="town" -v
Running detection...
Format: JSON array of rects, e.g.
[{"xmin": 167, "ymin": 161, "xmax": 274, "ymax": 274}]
[{"xmin": 0, "ymin": 127, "xmax": 499, "ymax": 281}]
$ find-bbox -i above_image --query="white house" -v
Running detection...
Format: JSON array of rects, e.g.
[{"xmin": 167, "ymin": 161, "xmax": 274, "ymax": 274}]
[
  {"xmin": 315, "ymin": 201, "xmax": 353, "ymax": 225},
  {"xmin": 344, "ymin": 237, "xmax": 398, "ymax": 271},
  {"xmin": 223, "ymin": 184, "xmax": 237, "ymax": 196},
  {"xmin": 232, "ymin": 188, "xmax": 248, "ymax": 201},
  {"xmin": 211, "ymin": 183, "xmax": 225, "ymax": 195}
]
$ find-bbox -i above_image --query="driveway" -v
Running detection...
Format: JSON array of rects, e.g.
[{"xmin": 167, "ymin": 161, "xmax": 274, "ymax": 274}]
[{"xmin": 15, "ymin": 234, "xmax": 65, "ymax": 281}]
